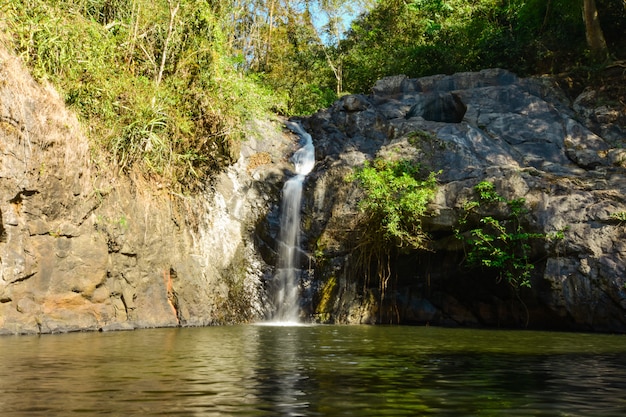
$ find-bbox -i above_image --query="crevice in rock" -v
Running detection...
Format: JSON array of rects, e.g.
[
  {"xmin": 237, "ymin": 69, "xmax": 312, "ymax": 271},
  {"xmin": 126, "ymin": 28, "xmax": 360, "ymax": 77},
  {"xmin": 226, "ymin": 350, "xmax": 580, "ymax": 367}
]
[
  {"xmin": 75, "ymin": 193, "xmax": 106, "ymax": 227},
  {"xmin": 0, "ymin": 114, "xmax": 21, "ymax": 128},
  {"xmin": 9, "ymin": 190, "xmax": 39, "ymax": 204},
  {"xmin": 164, "ymin": 267, "xmax": 182, "ymax": 325},
  {"xmin": 8, "ymin": 190, "xmax": 40, "ymax": 217},
  {"xmin": 9, "ymin": 272, "xmax": 36, "ymax": 284},
  {"xmin": 0, "ymin": 209, "xmax": 5, "ymax": 242},
  {"xmin": 106, "ymin": 237, "xmax": 120, "ymax": 253},
  {"xmin": 119, "ymin": 291, "xmax": 135, "ymax": 319},
  {"xmin": 0, "ymin": 115, "xmax": 29, "ymax": 144}
]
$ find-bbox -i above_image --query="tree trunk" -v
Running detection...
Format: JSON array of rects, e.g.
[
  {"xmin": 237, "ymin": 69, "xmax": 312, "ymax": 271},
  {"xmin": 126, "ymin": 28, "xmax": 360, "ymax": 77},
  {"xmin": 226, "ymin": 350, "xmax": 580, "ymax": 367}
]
[
  {"xmin": 265, "ymin": 0, "xmax": 275, "ymax": 68},
  {"xmin": 156, "ymin": 0, "xmax": 179, "ymax": 86},
  {"xmin": 582, "ymin": 0, "xmax": 609, "ymax": 62}
]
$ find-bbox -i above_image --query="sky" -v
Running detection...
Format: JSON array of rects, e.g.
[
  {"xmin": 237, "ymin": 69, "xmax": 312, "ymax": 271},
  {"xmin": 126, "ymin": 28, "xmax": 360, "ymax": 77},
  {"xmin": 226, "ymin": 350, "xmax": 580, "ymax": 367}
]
[{"xmin": 307, "ymin": 0, "xmax": 374, "ymax": 44}]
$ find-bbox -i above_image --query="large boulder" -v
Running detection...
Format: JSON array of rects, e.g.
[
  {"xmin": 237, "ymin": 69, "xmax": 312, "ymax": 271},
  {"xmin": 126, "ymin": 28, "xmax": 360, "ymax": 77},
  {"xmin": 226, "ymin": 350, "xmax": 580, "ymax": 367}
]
[{"xmin": 296, "ymin": 68, "xmax": 626, "ymax": 332}]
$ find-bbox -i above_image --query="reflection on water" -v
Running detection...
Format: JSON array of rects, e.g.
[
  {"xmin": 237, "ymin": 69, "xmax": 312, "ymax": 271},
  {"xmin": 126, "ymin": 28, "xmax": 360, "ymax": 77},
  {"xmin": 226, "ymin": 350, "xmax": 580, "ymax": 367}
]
[{"xmin": 0, "ymin": 325, "xmax": 625, "ymax": 416}]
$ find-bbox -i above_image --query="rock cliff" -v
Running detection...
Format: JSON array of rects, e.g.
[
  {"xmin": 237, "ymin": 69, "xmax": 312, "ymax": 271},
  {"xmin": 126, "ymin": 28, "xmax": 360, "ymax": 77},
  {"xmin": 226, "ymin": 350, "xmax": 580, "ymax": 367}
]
[
  {"xmin": 296, "ymin": 69, "xmax": 626, "ymax": 332},
  {"xmin": 2, "ymin": 39, "xmax": 625, "ymax": 334},
  {"xmin": 0, "ymin": 46, "xmax": 294, "ymax": 334}
]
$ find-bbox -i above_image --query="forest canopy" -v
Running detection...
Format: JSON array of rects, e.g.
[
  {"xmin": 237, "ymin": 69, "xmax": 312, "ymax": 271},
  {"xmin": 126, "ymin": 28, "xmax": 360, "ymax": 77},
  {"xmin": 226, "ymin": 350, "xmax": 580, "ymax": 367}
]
[{"xmin": 2, "ymin": 0, "xmax": 624, "ymax": 188}]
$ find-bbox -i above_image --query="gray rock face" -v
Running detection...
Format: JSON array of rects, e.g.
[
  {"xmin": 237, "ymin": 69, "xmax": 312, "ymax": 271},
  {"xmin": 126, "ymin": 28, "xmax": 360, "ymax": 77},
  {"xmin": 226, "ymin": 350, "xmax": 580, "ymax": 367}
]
[
  {"xmin": 0, "ymin": 47, "xmax": 293, "ymax": 334},
  {"xmin": 298, "ymin": 68, "xmax": 626, "ymax": 332}
]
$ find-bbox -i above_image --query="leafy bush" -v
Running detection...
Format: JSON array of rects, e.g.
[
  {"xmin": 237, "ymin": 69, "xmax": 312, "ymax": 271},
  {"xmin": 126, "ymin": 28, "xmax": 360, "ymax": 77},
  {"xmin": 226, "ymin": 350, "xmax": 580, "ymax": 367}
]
[
  {"xmin": 347, "ymin": 159, "xmax": 438, "ymax": 320},
  {"xmin": 456, "ymin": 181, "xmax": 552, "ymax": 289},
  {"xmin": 349, "ymin": 159, "xmax": 439, "ymax": 251},
  {"xmin": 610, "ymin": 211, "xmax": 626, "ymax": 224},
  {"xmin": 341, "ymin": 0, "xmax": 613, "ymax": 92}
]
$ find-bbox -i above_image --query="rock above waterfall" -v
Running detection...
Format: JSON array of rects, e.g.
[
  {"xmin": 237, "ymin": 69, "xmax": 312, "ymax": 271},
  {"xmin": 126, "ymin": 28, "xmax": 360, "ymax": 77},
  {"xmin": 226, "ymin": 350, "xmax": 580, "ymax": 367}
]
[
  {"xmin": 298, "ymin": 68, "xmax": 626, "ymax": 332},
  {"xmin": 405, "ymin": 92, "xmax": 467, "ymax": 123}
]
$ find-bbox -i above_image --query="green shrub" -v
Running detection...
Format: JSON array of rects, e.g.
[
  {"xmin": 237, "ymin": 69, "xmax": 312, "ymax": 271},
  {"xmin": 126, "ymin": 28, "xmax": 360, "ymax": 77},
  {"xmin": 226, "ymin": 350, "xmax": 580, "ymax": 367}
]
[
  {"xmin": 349, "ymin": 159, "xmax": 439, "ymax": 251},
  {"xmin": 456, "ymin": 181, "xmax": 552, "ymax": 289},
  {"xmin": 610, "ymin": 211, "xmax": 626, "ymax": 224},
  {"xmin": 341, "ymin": 0, "xmax": 600, "ymax": 92},
  {"xmin": 346, "ymin": 159, "xmax": 438, "ymax": 321}
]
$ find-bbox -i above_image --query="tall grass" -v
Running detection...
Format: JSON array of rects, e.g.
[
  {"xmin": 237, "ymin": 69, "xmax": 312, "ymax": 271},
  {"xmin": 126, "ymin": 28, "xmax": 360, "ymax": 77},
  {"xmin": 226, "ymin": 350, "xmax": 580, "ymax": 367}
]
[{"xmin": 3, "ymin": 0, "xmax": 285, "ymax": 191}]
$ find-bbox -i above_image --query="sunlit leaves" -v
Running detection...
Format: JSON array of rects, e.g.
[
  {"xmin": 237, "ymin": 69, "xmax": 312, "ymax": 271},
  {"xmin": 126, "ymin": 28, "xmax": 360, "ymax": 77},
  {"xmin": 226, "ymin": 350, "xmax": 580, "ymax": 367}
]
[
  {"xmin": 349, "ymin": 159, "xmax": 439, "ymax": 251},
  {"xmin": 5, "ymin": 0, "xmax": 287, "ymax": 190},
  {"xmin": 340, "ymin": 0, "xmax": 598, "ymax": 93},
  {"xmin": 456, "ymin": 181, "xmax": 555, "ymax": 289}
]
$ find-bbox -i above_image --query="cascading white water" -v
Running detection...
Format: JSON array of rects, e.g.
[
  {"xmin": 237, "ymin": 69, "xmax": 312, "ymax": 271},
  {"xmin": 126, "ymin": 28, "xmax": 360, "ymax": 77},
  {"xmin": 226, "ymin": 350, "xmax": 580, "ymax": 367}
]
[{"xmin": 272, "ymin": 122, "xmax": 315, "ymax": 322}]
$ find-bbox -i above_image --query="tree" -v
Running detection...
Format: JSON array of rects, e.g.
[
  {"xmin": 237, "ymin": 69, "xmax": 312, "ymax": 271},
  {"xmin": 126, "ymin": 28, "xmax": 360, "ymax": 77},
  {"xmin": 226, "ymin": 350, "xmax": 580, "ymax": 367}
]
[
  {"xmin": 225, "ymin": 0, "xmax": 374, "ymax": 112},
  {"xmin": 313, "ymin": 0, "xmax": 375, "ymax": 95},
  {"xmin": 582, "ymin": 0, "xmax": 609, "ymax": 61},
  {"xmin": 156, "ymin": 0, "xmax": 180, "ymax": 86},
  {"xmin": 341, "ymin": 0, "xmax": 457, "ymax": 92}
]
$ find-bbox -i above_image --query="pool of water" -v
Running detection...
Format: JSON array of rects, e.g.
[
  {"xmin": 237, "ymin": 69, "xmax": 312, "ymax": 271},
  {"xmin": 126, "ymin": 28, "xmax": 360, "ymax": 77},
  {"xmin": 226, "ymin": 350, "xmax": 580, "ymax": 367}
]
[{"xmin": 0, "ymin": 325, "xmax": 625, "ymax": 416}]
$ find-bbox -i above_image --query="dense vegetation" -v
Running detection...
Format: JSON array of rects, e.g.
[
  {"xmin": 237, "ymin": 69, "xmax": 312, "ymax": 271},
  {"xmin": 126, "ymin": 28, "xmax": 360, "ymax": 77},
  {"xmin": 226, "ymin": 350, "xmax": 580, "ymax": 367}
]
[
  {"xmin": 5, "ymin": 1, "xmax": 302, "ymax": 190},
  {"xmin": 341, "ymin": 0, "xmax": 625, "ymax": 93},
  {"xmin": 347, "ymin": 167, "xmax": 559, "ymax": 298},
  {"xmin": 3, "ymin": 0, "xmax": 624, "ymax": 190},
  {"xmin": 347, "ymin": 159, "xmax": 438, "ymax": 318},
  {"xmin": 349, "ymin": 159, "xmax": 438, "ymax": 251}
]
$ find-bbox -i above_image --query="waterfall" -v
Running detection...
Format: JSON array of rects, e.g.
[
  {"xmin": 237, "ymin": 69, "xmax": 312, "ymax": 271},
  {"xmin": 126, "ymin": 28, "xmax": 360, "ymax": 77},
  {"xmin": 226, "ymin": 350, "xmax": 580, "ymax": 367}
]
[{"xmin": 271, "ymin": 122, "xmax": 315, "ymax": 322}]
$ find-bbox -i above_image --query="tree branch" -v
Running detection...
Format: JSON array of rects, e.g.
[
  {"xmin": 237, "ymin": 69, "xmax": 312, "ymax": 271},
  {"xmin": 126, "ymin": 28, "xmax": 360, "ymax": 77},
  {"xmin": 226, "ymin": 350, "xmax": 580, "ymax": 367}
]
[{"xmin": 156, "ymin": 0, "xmax": 180, "ymax": 86}]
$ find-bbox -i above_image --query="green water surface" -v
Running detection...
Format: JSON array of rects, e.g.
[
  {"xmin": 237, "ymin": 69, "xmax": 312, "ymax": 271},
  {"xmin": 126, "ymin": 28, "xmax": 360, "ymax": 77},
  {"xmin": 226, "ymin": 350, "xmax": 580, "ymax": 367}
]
[{"xmin": 0, "ymin": 325, "xmax": 625, "ymax": 416}]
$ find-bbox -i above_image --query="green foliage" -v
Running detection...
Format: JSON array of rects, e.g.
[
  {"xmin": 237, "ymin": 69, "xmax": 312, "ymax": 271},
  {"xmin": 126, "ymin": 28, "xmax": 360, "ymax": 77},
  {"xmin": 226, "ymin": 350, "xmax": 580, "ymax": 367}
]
[
  {"xmin": 247, "ymin": 6, "xmax": 338, "ymax": 115},
  {"xmin": 347, "ymin": 158, "xmax": 438, "ymax": 322},
  {"xmin": 340, "ymin": 0, "xmax": 620, "ymax": 93},
  {"xmin": 474, "ymin": 180, "xmax": 504, "ymax": 203},
  {"xmin": 4, "ymin": 0, "xmax": 622, "ymax": 190},
  {"xmin": 349, "ymin": 159, "xmax": 439, "ymax": 250},
  {"xmin": 456, "ymin": 181, "xmax": 554, "ymax": 289},
  {"xmin": 3, "ymin": 0, "xmax": 284, "ymax": 190},
  {"xmin": 290, "ymin": 84, "xmax": 337, "ymax": 115},
  {"xmin": 610, "ymin": 211, "xmax": 626, "ymax": 224}
]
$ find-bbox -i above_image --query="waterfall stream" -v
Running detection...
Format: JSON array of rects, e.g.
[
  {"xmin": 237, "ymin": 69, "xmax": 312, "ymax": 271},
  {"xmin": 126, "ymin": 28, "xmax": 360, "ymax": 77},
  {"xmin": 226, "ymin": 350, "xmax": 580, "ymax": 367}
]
[{"xmin": 271, "ymin": 122, "xmax": 315, "ymax": 322}]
